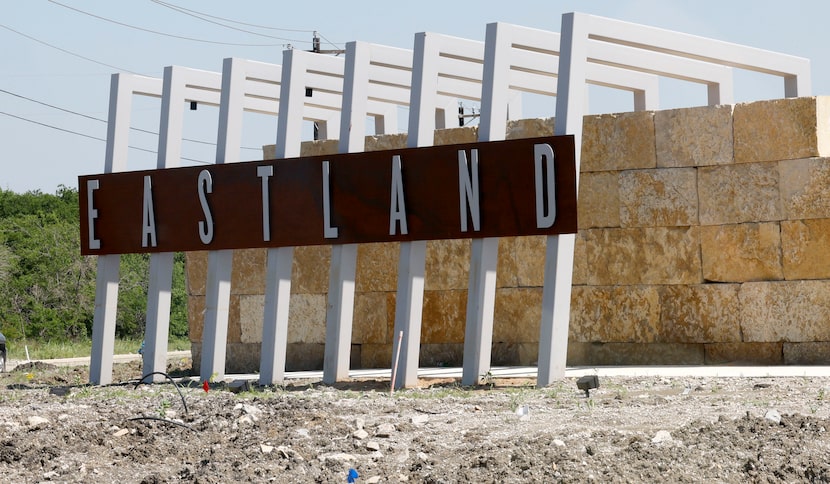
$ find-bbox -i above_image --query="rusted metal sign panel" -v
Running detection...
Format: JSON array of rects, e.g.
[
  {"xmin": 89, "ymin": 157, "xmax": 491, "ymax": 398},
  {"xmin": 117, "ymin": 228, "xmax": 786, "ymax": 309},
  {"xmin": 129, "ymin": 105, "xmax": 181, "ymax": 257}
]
[{"xmin": 79, "ymin": 135, "xmax": 576, "ymax": 255}]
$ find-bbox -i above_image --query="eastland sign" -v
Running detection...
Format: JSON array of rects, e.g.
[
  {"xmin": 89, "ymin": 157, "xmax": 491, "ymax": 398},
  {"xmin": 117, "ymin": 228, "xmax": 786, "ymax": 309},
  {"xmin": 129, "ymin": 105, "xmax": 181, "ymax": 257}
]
[{"xmin": 79, "ymin": 136, "xmax": 577, "ymax": 255}]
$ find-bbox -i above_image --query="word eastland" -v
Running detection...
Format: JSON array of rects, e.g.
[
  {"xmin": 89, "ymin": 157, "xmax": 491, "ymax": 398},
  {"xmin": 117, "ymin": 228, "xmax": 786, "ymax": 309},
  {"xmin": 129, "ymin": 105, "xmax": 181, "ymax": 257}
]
[{"xmin": 79, "ymin": 136, "xmax": 577, "ymax": 255}]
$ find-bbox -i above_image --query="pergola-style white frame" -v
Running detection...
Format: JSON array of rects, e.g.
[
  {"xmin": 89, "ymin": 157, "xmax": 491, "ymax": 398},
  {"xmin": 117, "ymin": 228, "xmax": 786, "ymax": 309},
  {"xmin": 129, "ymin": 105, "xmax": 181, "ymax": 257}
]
[{"xmin": 89, "ymin": 13, "xmax": 810, "ymax": 387}]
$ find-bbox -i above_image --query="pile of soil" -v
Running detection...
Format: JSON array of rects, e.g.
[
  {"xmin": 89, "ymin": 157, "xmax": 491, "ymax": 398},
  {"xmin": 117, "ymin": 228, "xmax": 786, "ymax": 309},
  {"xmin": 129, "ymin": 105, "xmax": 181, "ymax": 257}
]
[{"xmin": 1, "ymin": 360, "xmax": 830, "ymax": 482}]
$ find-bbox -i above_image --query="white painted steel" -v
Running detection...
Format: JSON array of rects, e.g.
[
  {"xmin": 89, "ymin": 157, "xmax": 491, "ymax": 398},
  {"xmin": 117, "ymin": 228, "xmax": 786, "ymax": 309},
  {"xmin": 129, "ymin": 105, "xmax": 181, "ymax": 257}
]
[{"xmin": 91, "ymin": 74, "xmax": 162, "ymax": 385}]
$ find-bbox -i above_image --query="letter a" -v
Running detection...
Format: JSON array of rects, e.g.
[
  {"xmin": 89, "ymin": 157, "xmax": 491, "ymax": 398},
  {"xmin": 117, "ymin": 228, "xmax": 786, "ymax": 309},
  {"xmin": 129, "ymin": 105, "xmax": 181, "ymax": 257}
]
[
  {"xmin": 389, "ymin": 155, "xmax": 408, "ymax": 235},
  {"xmin": 142, "ymin": 175, "xmax": 157, "ymax": 247}
]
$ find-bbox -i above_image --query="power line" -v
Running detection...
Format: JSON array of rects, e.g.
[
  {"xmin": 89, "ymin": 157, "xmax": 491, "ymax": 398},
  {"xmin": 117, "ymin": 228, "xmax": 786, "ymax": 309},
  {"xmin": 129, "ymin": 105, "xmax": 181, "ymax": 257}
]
[
  {"xmin": 0, "ymin": 24, "xmax": 139, "ymax": 74},
  {"xmin": 149, "ymin": 0, "xmax": 313, "ymax": 43},
  {"xmin": 0, "ymin": 88, "xmax": 261, "ymax": 151},
  {"xmin": 148, "ymin": 0, "xmax": 315, "ymax": 33},
  {"xmin": 0, "ymin": 110, "xmax": 210, "ymax": 164},
  {"xmin": 48, "ymin": 0, "xmax": 290, "ymax": 47}
]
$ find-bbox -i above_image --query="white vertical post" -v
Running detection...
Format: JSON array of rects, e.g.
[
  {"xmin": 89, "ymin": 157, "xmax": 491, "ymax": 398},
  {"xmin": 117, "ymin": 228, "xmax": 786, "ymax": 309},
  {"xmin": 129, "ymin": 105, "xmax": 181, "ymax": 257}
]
[
  {"xmin": 200, "ymin": 58, "xmax": 245, "ymax": 382},
  {"xmin": 537, "ymin": 12, "xmax": 587, "ymax": 386},
  {"xmin": 461, "ymin": 22, "xmax": 508, "ymax": 386},
  {"xmin": 391, "ymin": 32, "xmax": 438, "ymax": 389},
  {"xmin": 90, "ymin": 74, "xmax": 131, "ymax": 385},
  {"xmin": 322, "ymin": 41, "xmax": 370, "ymax": 384},
  {"xmin": 143, "ymin": 65, "xmax": 183, "ymax": 382},
  {"xmin": 259, "ymin": 50, "xmax": 303, "ymax": 385}
]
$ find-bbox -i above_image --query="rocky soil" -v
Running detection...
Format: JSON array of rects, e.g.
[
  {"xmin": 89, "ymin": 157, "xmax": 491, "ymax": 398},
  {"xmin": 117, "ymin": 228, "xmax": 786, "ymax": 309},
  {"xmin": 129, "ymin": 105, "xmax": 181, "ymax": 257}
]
[{"xmin": 2, "ymin": 359, "xmax": 830, "ymax": 483}]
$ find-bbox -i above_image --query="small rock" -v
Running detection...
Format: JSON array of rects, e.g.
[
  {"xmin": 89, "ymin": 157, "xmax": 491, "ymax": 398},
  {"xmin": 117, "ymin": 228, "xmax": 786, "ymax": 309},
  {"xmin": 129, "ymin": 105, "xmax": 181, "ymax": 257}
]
[
  {"xmin": 237, "ymin": 414, "xmax": 256, "ymax": 426},
  {"xmin": 652, "ymin": 430, "xmax": 673, "ymax": 444},
  {"xmin": 765, "ymin": 409, "xmax": 782, "ymax": 424},
  {"xmin": 27, "ymin": 416, "xmax": 49, "ymax": 428},
  {"xmin": 260, "ymin": 444, "xmax": 274, "ymax": 454},
  {"xmin": 366, "ymin": 477, "xmax": 381, "ymax": 484},
  {"xmin": 355, "ymin": 418, "xmax": 365, "ymax": 430},
  {"xmin": 366, "ymin": 441, "xmax": 380, "ymax": 451},
  {"xmin": 515, "ymin": 405, "xmax": 530, "ymax": 421},
  {"xmin": 417, "ymin": 451, "xmax": 428, "ymax": 461},
  {"xmin": 397, "ymin": 474, "xmax": 409, "ymax": 482},
  {"xmin": 353, "ymin": 429, "xmax": 369, "ymax": 440},
  {"xmin": 410, "ymin": 414, "xmax": 429, "ymax": 425},
  {"xmin": 318, "ymin": 452, "xmax": 356, "ymax": 462},
  {"xmin": 113, "ymin": 428, "xmax": 130, "ymax": 438},
  {"xmin": 296, "ymin": 428, "xmax": 310, "ymax": 438},
  {"xmin": 43, "ymin": 470, "xmax": 59, "ymax": 479},
  {"xmin": 553, "ymin": 439, "xmax": 566, "ymax": 447},
  {"xmin": 376, "ymin": 423, "xmax": 395, "ymax": 437}
]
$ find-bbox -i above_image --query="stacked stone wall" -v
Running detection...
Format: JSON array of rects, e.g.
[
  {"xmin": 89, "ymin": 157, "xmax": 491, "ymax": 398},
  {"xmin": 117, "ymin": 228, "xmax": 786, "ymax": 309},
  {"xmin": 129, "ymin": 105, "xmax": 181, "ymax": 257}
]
[{"xmin": 187, "ymin": 96, "xmax": 830, "ymax": 372}]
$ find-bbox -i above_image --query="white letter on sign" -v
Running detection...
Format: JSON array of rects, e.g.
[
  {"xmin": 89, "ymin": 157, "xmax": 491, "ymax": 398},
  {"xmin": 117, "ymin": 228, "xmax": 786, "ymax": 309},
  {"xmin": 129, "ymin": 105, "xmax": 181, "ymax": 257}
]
[
  {"xmin": 458, "ymin": 149, "xmax": 481, "ymax": 232},
  {"xmin": 198, "ymin": 169, "xmax": 214, "ymax": 244},
  {"xmin": 87, "ymin": 180, "xmax": 100, "ymax": 250},
  {"xmin": 389, "ymin": 155, "xmax": 408, "ymax": 235},
  {"xmin": 534, "ymin": 143, "xmax": 556, "ymax": 228},
  {"xmin": 141, "ymin": 175, "xmax": 157, "ymax": 248},
  {"xmin": 322, "ymin": 161, "xmax": 339, "ymax": 238},
  {"xmin": 257, "ymin": 165, "xmax": 273, "ymax": 242}
]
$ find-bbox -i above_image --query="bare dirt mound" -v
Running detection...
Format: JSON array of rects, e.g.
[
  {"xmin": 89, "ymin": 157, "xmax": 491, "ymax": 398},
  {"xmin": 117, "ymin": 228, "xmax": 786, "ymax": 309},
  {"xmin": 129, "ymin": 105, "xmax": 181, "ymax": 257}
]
[{"xmin": 2, "ymin": 361, "xmax": 830, "ymax": 482}]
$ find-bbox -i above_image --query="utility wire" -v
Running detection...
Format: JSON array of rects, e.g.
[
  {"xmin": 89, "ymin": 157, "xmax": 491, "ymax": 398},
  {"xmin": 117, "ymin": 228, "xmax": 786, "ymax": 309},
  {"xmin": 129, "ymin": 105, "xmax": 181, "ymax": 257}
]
[
  {"xmin": 48, "ymin": 0, "xmax": 289, "ymax": 47},
  {"xmin": 149, "ymin": 0, "xmax": 312, "ymax": 43},
  {"xmin": 148, "ymin": 0, "xmax": 315, "ymax": 33},
  {"xmin": 0, "ymin": 110, "xmax": 210, "ymax": 164},
  {"xmin": 0, "ymin": 88, "xmax": 261, "ymax": 151},
  {"xmin": 0, "ymin": 24, "xmax": 139, "ymax": 74}
]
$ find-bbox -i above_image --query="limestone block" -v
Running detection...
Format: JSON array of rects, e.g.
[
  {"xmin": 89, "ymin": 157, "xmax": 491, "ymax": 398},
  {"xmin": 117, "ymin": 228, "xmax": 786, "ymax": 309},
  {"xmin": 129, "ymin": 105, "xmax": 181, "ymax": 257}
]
[
  {"xmin": 353, "ymin": 292, "xmax": 389, "ymax": 344},
  {"xmin": 225, "ymin": 342, "xmax": 263, "ymax": 373},
  {"xmin": 292, "ymin": 246, "xmax": 331, "ymax": 294},
  {"xmin": 698, "ymin": 162, "xmax": 782, "ymax": 225},
  {"xmin": 262, "ymin": 144, "xmax": 275, "ymax": 160},
  {"xmin": 581, "ymin": 111, "xmax": 656, "ymax": 172},
  {"xmin": 570, "ymin": 285, "xmax": 660, "ymax": 343},
  {"xmin": 434, "ymin": 126, "xmax": 477, "ymax": 145},
  {"xmin": 360, "ymin": 343, "xmax": 393, "ymax": 368},
  {"xmin": 287, "ymin": 293, "xmax": 327, "ymax": 344},
  {"xmin": 496, "ymin": 237, "xmax": 519, "ymax": 288},
  {"xmin": 285, "ymin": 343, "xmax": 325, "ymax": 371},
  {"xmin": 704, "ymin": 343, "xmax": 783, "ymax": 365},
  {"xmin": 505, "ymin": 118, "xmax": 555, "ymax": 139},
  {"xmin": 734, "ymin": 97, "xmax": 828, "ymax": 163},
  {"xmin": 740, "ymin": 280, "xmax": 830, "ymax": 342},
  {"xmin": 701, "ymin": 223, "xmax": 783, "ymax": 282},
  {"xmin": 493, "ymin": 287, "xmax": 542, "ymax": 343},
  {"xmin": 578, "ymin": 171, "xmax": 620, "ymax": 229},
  {"xmin": 299, "ymin": 139, "xmax": 339, "ymax": 157},
  {"xmin": 497, "ymin": 236, "xmax": 547, "ymax": 288},
  {"xmin": 188, "ymin": 296, "xmax": 205, "ymax": 342},
  {"xmin": 227, "ymin": 295, "xmax": 242, "ymax": 344},
  {"xmin": 655, "ymin": 104, "xmax": 733, "ymax": 167},
  {"xmin": 779, "ymin": 157, "xmax": 830, "ymax": 220},
  {"xmin": 356, "ymin": 242, "xmax": 399, "ymax": 292},
  {"xmin": 421, "ymin": 290, "xmax": 467, "ymax": 344},
  {"xmin": 231, "ymin": 249, "xmax": 266, "ymax": 295},
  {"xmin": 425, "ymin": 239, "xmax": 470, "ymax": 291},
  {"xmin": 619, "ymin": 168, "xmax": 698, "ymax": 227},
  {"xmin": 238, "ymin": 295, "xmax": 264, "ymax": 344},
  {"xmin": 659, "ymin": 284, "xmax": 741, "ymax": 343},
  {"xmin": 583, "ymin": 227, "xmax": 702, "ymax": 285},
  {"xmin": 514, "ymin": 235, "xmax": 547, "ymax": 287},
  {"xmin": 782, "ymin": 219, "xmax": 830, "ymax": 279},
  {"xmin": 783, "ymin": 342, "xmax": 830, "ymax": 365},
  {"xmin": 491, "ymin": 342, "xmax": 520, "ymax": 366},
  {"xmin": 185, "ymin": 251, "xmax": 208, "ymax": 296},
  {"xmin": 364, "ymin": 133, "xmax": 407, "ymax": 151},
  {"xmin": 419, "ymin": 343, "xmax": 463, "ymax": 367},
  {"xmin": 572, "ymin": 232, "xmax": 588, "ymax": 286},
  {"xmin": 566, "ymin": 342, "xmax": 704, "ymax": 366},
  {"xmin": 517, "ymin": 342, "xmax": 539, "ymax": 366}
]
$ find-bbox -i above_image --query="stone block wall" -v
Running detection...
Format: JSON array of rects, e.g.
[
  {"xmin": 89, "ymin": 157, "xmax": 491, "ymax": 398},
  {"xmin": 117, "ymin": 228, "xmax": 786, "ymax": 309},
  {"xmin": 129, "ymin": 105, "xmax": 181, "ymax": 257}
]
[{"xmin": 188, "ymin": 96, "xmax": 830, "ymax": 372}]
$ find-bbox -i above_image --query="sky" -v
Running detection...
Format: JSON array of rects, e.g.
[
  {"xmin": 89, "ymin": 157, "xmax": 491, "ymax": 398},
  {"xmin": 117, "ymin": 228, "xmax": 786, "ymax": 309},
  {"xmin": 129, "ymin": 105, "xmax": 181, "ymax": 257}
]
[{"xmin": 2, "ymin": 0, "xmax": 828, "ymax": 194}]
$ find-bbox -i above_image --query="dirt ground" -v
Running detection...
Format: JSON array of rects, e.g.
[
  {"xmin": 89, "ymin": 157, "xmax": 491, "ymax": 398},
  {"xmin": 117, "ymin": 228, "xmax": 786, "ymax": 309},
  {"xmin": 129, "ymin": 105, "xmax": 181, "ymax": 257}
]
[{"xmin": 2, "ymin": 359, "xmax": 830, "ymax": 483}]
